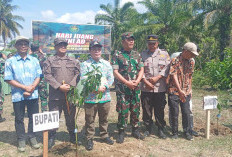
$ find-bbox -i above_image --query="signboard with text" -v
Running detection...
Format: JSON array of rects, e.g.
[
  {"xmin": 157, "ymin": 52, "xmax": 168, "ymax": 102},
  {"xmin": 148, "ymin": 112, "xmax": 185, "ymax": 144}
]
[
  {"xmin": 33, "ymin": 111, "xmax": 59, "ymax": 132},
  {"xmin": 32, "ymin": 21, "xmax": 111, "ymax": 54},
  {"xmin": 203, "ymin": 96, "xmax": 218, "ymax": 110}
]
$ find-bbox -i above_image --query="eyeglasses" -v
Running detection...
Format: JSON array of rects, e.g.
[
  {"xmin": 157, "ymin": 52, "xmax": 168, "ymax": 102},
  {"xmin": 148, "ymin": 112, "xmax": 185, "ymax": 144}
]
[{"xmin": 17, "ymin": 43, "xmax": 29, "ymax": 47}]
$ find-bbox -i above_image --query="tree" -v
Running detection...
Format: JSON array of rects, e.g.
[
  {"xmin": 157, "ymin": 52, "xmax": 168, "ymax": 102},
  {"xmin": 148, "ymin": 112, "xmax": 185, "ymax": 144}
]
[
  {"xmin": 95, "ymin": 0, "xmax": 134, "ymax": 51},
  {"xmin": 192, "ymin": 0, "xmax": 232, "ymax": 60},
  {"xmin": 0, "ymin": 0, "xmax": 24, "ymax": 47}
]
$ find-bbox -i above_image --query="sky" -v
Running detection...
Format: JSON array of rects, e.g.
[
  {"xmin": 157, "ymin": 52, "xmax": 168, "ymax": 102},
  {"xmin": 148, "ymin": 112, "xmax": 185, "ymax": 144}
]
[{"xmin": 11, "ymin": 0, "xmax": 147, "ymax": 39}]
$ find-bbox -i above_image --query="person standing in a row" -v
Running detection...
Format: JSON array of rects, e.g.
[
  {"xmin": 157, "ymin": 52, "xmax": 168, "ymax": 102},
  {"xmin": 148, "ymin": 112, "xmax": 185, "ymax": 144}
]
[
  {"xmin": 168, "ymin": 42, "xmax": 199, "ymax": 141},
  {"xmin": 0, "ymin": 49, "xmax": 7, "ymax": 123},
  {"xmin": 112, "ymin": 32, "xmax": 145, "ymax": 144},
  {"xmin": 43, "ymin": 38, "xmax": 80, "ymax": 149},
  {"xmin": 81, "ymin": 41, "xmax": 114, "ymax": 151},
  {"xmin": 4, "ymin": 36, "xmax": 41, "ymax": 152},
  {"xmin": 140, "ymin": 35, "xmax": 170, "ymax": 139}
]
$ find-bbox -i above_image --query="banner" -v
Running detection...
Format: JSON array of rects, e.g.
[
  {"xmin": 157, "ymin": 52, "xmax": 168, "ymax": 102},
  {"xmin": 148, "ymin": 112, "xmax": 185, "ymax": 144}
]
[{"xmin": 32, "ymin": 21, "xmax": 111, "ymax": 54}]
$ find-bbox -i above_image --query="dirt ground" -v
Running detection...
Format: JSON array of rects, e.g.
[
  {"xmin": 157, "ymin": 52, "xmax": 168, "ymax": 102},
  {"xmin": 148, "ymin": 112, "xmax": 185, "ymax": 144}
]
[{"xmin": 0, "ymin": 89, "xmax": 232, "ymax": 157}]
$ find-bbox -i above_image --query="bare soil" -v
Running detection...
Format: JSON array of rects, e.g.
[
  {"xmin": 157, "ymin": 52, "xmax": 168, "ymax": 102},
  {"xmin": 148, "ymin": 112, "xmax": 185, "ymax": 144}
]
[{"xmin": 0, "ymin": 90, "xmax": 232, "ymax": 157}]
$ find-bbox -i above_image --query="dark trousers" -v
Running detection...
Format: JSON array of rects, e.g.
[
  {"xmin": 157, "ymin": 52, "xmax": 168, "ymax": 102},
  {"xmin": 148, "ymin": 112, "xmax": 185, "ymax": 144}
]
[
  {"xmin": 168, "ymin": 94, "xmax": 191, "ymax": 134},
  {"xmin": 48, "ymin": 99, "xmax": 76, "ymax": 138},
  {"xmin": 141, "ymin": 92, "xmax": 166, "ymax": 129},
  {"xmin": 13, "ymin": 99, "xmax": 39, "ymax": 141},
  {"xmin": 85, "ymin": 102, "xmax": 110, "ymax": 140}
]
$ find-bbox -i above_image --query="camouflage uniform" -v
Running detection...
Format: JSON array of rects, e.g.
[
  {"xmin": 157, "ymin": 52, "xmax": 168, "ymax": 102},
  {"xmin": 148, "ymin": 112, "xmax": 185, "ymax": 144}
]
[
  {"xmin": 112, "ymin": 49, "xmax": 144, "ymax": 129},
  {"xmin": 0, "ymin": 61, "xmax": 4, "ymax": 115},
  {"xmin": 31, "ymin": 53, "xmax": 48, "ymax": 112}
]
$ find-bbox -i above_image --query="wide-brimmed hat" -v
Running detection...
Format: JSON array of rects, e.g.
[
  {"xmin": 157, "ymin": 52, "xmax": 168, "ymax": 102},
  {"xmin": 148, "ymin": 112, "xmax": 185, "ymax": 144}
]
[
  {"xmin": 183, "ymin": 42, "xmax": 199, "ymax": 56},
  {"xmin": 15, "ymin": 36, "xmax": 30, "ymax": 45}
]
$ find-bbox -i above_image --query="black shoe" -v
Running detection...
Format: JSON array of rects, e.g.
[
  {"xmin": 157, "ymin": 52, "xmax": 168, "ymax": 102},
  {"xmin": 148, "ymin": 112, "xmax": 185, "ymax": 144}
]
[
  {"xmin": 116, "ymin": 129, "xmax": 125, "ymax": 144},
  {"xmin": 132, "ymin": 128, "xmax": 145, "ymax": 140},
  {"xmin": 86, "ymin": 139, "xmax": 93, "ymax": 151},
  {"xmin": 171, "ymin": 134, "xmax": 178, "ymax": 139},
  {"xmin": 144, "ymin": 130, "xmax": 151, "ymax": 137},
  {"xmin": 0, "ymin": 115, "xmax": 6, "ymax": 123},
  {"xmin": 69, "ymin": 133, "xmax": 82, "ymax": 145},
  {"xmin": 185, "ymin": 132, "xmax": 193, "ymax": 141},
  {"xmin": 158, "ymin": 129, "xmax": 167, "ymax": 139},
  {"xmin": 48, "ymin": 138, "xmax": 55, "ymax": 150},
  {"xmin": 190, "ymin": 130, "xmax": 199, "ymax": 137},
  {"xmin": 103, "ymin": 137, "xmax": 114, "ymax": 145}
]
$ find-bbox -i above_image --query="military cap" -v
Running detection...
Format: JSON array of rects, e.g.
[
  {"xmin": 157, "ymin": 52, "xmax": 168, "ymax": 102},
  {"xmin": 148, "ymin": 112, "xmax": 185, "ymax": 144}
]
[
  {"xmin": 54, "ymin": 38, "xmax": 68, "ymax": 46},
  {"xmin": 121, "ymin": 32, "xmax": 134, "ymax": 40},
  {"xmin": 147, "ymin": 35, "xmax": 158, "ymax": 43},
  {"xmin": 183, "ymin": 42, "xmax": 199, "ymax": 56},
  {"xmin": 89, "ymin": 40, "xmax": 102, "ymax": 48},
  {"xmin": 15, "ymin": 36, "xmax": 30, "ymax": 46}
]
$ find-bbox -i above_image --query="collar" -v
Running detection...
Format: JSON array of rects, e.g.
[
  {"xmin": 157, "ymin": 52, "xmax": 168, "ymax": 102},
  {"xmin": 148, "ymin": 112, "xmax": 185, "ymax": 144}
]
[
  {"xmin": 90, "ymin": 57, "xmax": 103, "ymax": 63},
  {"xmin": 15, "ymin": 53, "xmax": 31, "ymax": 61}
]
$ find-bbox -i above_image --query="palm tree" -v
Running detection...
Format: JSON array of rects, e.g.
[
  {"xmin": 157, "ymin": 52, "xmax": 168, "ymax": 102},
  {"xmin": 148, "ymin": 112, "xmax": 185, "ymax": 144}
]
[
  {"xmin": 191, "ymin": 0, "xmax": 232, "ymax": 60},
  {"xmin": 0, "ymin": 0, "xmax": 24, "ymax": 47},
  {"xmin": 95, "ymin": 0, "xmax": 134, "ymax": 51}
]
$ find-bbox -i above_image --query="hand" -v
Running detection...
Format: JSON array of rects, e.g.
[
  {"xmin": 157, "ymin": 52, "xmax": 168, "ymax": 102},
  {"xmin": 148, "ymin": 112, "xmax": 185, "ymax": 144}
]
[
  {"xmin": 98, "ymin": 86, "xmax": 106, "ymax": 93},
  {"xmin": 24, "ymin": 85, "xmax": 35, "ymax": 93},
  {"xmin": 145, "ymin": 81, "xmax": 154, "ymax": 90},
  {"xmin": 126, "ymin": 80, "xmax": 136, "ymax": 90},
  {"xmin": 59, "ymin": 84, "xmax": 70, "ymax": 93},
  {"xmin": 148, "ymin": 76, "xmax": 160, "ymax": 85},
  {"xmin": 179, "ymin": 90, "xmax": 186, "ymax": 103},
  {"xmin": 132, "ymin": 80, "xmax": 139, "ymax": 87},
  {"xmin": 23, "ymin": 91, "xmax": 31, "ymax": 97}
]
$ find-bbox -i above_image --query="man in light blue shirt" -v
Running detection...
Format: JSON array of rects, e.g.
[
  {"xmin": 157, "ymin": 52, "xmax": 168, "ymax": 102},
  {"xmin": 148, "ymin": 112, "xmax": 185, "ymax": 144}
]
[{"xmin": 4, "ymin": 36, "xmax": 42, "ymax": 152}]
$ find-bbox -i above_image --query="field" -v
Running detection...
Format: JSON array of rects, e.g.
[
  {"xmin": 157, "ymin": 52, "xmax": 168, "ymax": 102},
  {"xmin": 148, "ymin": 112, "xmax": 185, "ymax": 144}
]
[{"xmin": 0, "ymin": 89, "xmax": 231, "ymax": 157}]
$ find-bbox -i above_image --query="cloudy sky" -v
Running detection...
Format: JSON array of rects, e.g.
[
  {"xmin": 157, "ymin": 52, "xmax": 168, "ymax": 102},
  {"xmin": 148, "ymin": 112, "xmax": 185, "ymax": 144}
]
[{"xmin": 12, "ymin": 0, "xmax": 147, "ymax": 38}]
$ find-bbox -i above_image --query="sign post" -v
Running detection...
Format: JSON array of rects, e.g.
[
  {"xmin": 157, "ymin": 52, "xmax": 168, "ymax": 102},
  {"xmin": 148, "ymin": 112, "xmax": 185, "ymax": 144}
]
[
  {"xmin": 203, "ymin": 96, "xmax": 218, "ymax": 139},
  {"xmin": 33, "ymin": 111, "xmax": 59, "ymax": 156}
]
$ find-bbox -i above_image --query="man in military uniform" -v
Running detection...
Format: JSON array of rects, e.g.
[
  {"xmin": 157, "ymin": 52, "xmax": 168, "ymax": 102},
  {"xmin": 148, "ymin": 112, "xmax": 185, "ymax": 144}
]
[
  {"xmin": 30, "ymin": 44, "xmax": 48, "ymax": 112},
  {"xmin": 0, "ymin": 50, "xmax": 7, "ymax": 123},
  {"xmin": 43, "ymin": 38, "xmax": 80, "ymax": 149},
  {"xmin": 140, "ymin": 35, "xmax": 170, "ymax": 139},
  {"xmin": 112, "ymin": 32, "xmax": 145, "ymax": 143}
]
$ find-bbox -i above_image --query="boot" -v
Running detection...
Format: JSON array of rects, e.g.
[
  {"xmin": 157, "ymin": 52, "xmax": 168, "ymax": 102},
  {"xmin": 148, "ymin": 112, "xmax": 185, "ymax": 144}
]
[
  {"xmin": 158, "ymin": 128, "xmax": 167, "ymax": 139},
  {"xmin": 116, "ymin": 129, "xmax": 125, "ymax": 144},
  {"xmin": 132, "ymin": 127, "xmax": 145, "ymax": 140},
  {"xmin": 69, "ymin": 132, "xmax": 82, "ymax": 145},
  {"xmin": 48, "ymin": 132, "xmax": 56, "ymax": 150},
  {"xmin": 0, "ymin": 114, "xmax": 6, "ymax": 123},
  {"xmin": 86, "ymin": 139, "xmax": 94, "ymax": 151},
  {"xmin": 144, "ymin": 125, "xmax": 152, "ymax": 137}
]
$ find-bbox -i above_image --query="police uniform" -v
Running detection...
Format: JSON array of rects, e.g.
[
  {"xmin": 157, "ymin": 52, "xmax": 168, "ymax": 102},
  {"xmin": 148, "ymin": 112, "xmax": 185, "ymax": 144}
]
[
  {"xmin": 112, "ymin": 32, "xmax": 144, "ymax": 143},
  {"xmin": 140, "ymin": 35, "xmax": 170, "ymax": 137},
  {"xmin": 43, "ymin": 38, "xmax": 80, "ymax": 146}
]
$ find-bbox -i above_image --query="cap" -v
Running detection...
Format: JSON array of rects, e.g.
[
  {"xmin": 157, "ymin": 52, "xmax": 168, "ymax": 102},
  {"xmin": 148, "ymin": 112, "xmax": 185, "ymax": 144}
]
[
  {"xmin": 15, "ymin": 36, "xmax": 30, "ymax": 45},
  {"xmin": 147, "ymin": 35, "xmax": 158, "ymax": 43},
  {"xmin": 89, "ymin": 41, "xmax": 102, "ymax": 48},
  {"xmin": 121, "ymin": 32, "xmax": 134, "ymax": 40},
  {"xmin": 54, "ymin": 38, "xmax": 68, "ymax": 46},
  {"xmin": 183, "ymin": 42, "xmax": 199, "ymax": 56}
]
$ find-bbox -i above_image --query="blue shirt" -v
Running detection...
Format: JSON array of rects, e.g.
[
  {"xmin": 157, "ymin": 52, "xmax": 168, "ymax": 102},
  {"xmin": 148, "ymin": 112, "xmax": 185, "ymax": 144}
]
[
  {"xmin": 80, "ymin": 57, "xmax": 114, "ymax": 103},
  {"xmin": 4, "ymin": 54, "xmax": 42, "ymax": 102}
]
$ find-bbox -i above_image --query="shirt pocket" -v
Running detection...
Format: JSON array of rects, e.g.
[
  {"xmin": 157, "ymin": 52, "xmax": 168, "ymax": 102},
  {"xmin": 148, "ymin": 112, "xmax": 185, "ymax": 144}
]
[
  {"xmin": 51, "ymin": 64, "xmax": 62, "ymax": 76},
  {"xmin": 66, "ymin": 62, "xmax": 76, "ymax": 76},
  {"xmin": 158, "ymin": 60, "xmax": 166, "ymax": 72}
]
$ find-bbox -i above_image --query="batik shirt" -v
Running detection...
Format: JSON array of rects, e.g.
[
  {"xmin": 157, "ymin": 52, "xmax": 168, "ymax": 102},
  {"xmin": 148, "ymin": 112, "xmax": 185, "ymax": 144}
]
[
  {"xmin": 168, "ymin": 54, "xmax": 194, "ymax": 96},
  {"xmin": 80, "ymin": 57, "xmax": 114, "ymax": 103},
  {"xmin": 112, "ymin": 49, "xmax": 144, "ymax": 95},
  {"xmin": 4, "ymin": 54, "xmax": 42, "ymax": 102}
]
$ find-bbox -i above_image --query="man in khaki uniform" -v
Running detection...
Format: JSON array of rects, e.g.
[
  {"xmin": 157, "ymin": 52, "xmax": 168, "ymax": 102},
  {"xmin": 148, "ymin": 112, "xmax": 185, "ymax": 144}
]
[
  {"xmin": 140, "ymin": 35, "xmax": 170, "ymax": 138},
  {"xmin": 43, "ymin": 38, "xmax": 80, "ymax": 149}
]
